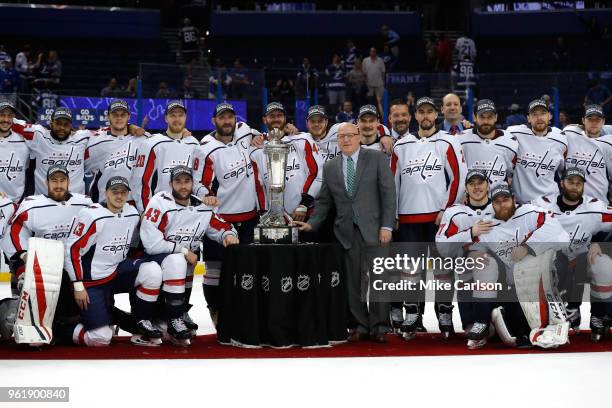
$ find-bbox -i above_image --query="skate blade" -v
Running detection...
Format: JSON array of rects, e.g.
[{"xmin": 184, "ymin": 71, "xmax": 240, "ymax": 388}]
[
  {"xmin": 130, "ymin": 335, "xmax": 162, "ymax": 347},
  {"xmin": 441, "ymin": 330, "xmax": 454, "ymax": 339},
  {"xmin": 467, "ymin": 339, "xmax": 486, "ymax": 350},
  {"xmin": 169, "ymin": 337, "xmax": 191, "ymax": 347},
  {"xmin": 402, "ymin": 331, "xmax": 416, "ymax": 340}
]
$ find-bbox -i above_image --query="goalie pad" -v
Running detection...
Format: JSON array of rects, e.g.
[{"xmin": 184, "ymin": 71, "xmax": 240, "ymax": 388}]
[
  {"xmin": 513, "ymin": 249, "xmax": 569, "ymax": 348},
  {"xmin": 14, "ymin": 238, "xmax": 64, "ymax": 345},
  {"xmin": 589, "ymin": 254, "xmax": 612, "ymax": 301},
  {"xmin": 491, "ymin": 306, "xmax": 516, "ymax": 347}
]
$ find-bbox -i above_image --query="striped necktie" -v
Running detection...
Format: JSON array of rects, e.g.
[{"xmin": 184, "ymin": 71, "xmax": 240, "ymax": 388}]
[{"xmin": 346, "ymin": 156, "xmax": 356, "ymax": 196}]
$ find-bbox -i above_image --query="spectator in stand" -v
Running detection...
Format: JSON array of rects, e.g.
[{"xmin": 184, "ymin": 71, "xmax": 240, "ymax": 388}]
[
  {"xmin": 435, "ymin": 34, "xmax": 452, "ymax": 72},
  {"xmin": 0, "ymin": 60, "xmax": 19, "ymax": 93},
  {"xmin": 552, "ymin": 36, "xmax": 569, "ymax": 71},
  {"xmin": 439, "ymin": 92, "xmax": 471, "ymax": 134},
  {"xmin": 208, "ymin": 60, "xmax": 232, "ymax": 99},
  {"xmin": 33, "ymin": 50, "xmax": 62, "ymax": 88},
  {"xmin": 362, "ymin": 47, "xmax": 386, "ymax": 115},
  {"xmin": 342, "ymin": 39, "xmax": 360, "ymax": 71},
  {"xmin": 179, "ymin": 76, "xmax": 200, "ymax": 99},
  {"xmin": 504, "ymin": 103, "xmax": 528, "ymax": 127},
  {"xmin": 380, "ymin": 44, "xmax": 397, "ymax": 72},
  {"xmin": 296, "ymin": 57, "xmax": 319, "ymax": 97},
  {"xmin": 454, "ymin": 33, "xmax": 477, "ymax": 64},
  {"xmin": 229, "ymin": 58, "xmax": 250, "ymax": 99},
  {"xmin": 425, "ymin": 35, "xmax": 437, "ymax": 71},
  {"xmin": 100, "ymin": 77, "xmax": 123, "ymax": 97},
  {"xmin": 155, "ymin": 81, "xmax": 175, "ymax": 98},
  {"xmin": 123, "ymin": 78, "xmax": 137, "ymax": 98},
  {"xmin": 271, "ymin": 76, "xmax": 296, "ymax": 117},
  {"xmin": 325, "ymin": 54, "xmax": 346, "ymax": 116},
  {"xmin": 178, "ymin": 17, "xmax": 200, "ymax": 75},
  {"xmin": 0, "ymin": 45, "xmax": 11, "ymax": 69},
  {"xmin": 336, "ymin": 100, "xmax": 356, "ymax": 123},
  {"xmin": 559, "ymin": 110, "xmax": 570, "ymax": 129},
  {"xmin": 381, "ymin": 24, "xmax": 400, "ymax": 58},
  {"xmin": 15, "ymin": 45, "xmax": 32, "ymax": 92},
  {"xmin": 585, "ymin": 79, "xmax": 612, "ymax": 114},
  {"xmin": 346, "ymin": 58, "xmax": 367, "ymax": 109}
]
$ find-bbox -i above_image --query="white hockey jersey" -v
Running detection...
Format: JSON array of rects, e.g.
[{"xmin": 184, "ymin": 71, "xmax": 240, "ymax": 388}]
[
  {"xmin": 140, "ymin": 191, "xmax": 237, "ymax": 255},
  {"xmin": 64, "ymin": 203, "xmax": 140, "ymax": 286},
  {"xmin": 131, "ymin": 132, "xmax": 199, "ymax": 213},
  {"xmin": 0, "ymin": 130, "xmax": 29, "ymax": 203},
  {"xmin": 508, "ymin": 125, "xmax": 567, "ymax": 204},
  {"xmin": 0, "ymin": 197, "xmax": 16, "ymax": 246},
  {"xmin": 2, "ymin": 193, "xmax": 92, "ymax": 258},
  {"xmin": 456, "ymin": 128, "xmax": 518, "ymax": 187},
  {"xmin": 532, "ymin": 195, "xmax": 612, "ymax": 259},
  {"xmin": 563, "ymin": 125, "xmax": 612, "ymax": 203},
  {"xmin": 12, "ymin": 119, "xmax": 90, "ymax": 195},
  {"xmin": 250, "ymin": 133, "xmax": 322, "ymax": 213},
  {"xmin": 84, "ymin": 130, "xmax": 149, "ymax": 203},
  {"xmin": 469, "ymin": 204, "xmax": 570, "ymax": 268},
  {"xmin": 392, "ymin": 131, "xmax": 467, "ymax": 223},
  {"xmin": 436, "ymin": 201, "xmax": 494, "ymax": 257},
  {"xmin": 192, "ymin": 122, "xmax": 259, "ymax": 222}
]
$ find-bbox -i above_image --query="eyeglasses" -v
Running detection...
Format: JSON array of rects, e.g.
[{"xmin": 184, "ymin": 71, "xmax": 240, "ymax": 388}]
[{"xmin": 337, "ymin": 133, "xmax": 359, "ymax": 140}]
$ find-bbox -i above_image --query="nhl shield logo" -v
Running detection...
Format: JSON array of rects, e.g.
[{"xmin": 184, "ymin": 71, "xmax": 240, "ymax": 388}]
[
  {"xmin": 261, "ymin": 275, "xmax": 270, "ymax": 292},
  {"xmin": 241, "ymin": 274, "xmax": 254, "ymax": 291},
  {"xmin": 331, "ymin": 271, "xmax": 340, "ymax": 288},
  {"xmin": 297, "ymin": 275, "xmax": 310, "ymax": 291},
  {"xmin": 281, "ymin": 276, "xmax": 293, "ymax": 293}
]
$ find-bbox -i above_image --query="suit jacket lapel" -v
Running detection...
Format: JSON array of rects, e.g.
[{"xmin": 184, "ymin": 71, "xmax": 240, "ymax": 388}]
[{"xmin": 352, "ymin": 148, "xmax": 366, "ymax": 197}]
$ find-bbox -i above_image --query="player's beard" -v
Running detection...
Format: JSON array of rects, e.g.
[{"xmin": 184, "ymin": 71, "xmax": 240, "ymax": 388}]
[
  {"xmin": 495, "ymin": 205, "xmax": 515, "ymax": 221},
  {"xmin": 168, "ymin": 123, "xmax": 185, "ymax": 135},
  {"xmin": 393, "ymin": 121, "xmax": 408, "ymax": 135},
  {"xmin": 563, "ymin": 188, "xmax": 582, "ymax": 202},
  {"xmin": 476, "ymin": 123, "xmax": 494, "ymax": 135},
  {"xmin": 48, "ymin": 188, "xmax": 68, "ymax": 202},
  {"xmin": 51, "ymin": 130, "xmax": 70, "ymax": 141},
  {"xmin": 216, "ymin": 123, "xmax": 235, "ymax": 137},
  {"xmin": 532, "ymin": 122, "xmax": 548, "ymax": 133},
  {"xmin": 419, "ymin": 120, "xmax": 434, "ymax": 131},
  {"xmin": 172, "ymin": 187, "xmax": 191, "ymax": 202},
  {"xmin": 267, "ymin": 119, "xmax": 286, "ymax": 132}
]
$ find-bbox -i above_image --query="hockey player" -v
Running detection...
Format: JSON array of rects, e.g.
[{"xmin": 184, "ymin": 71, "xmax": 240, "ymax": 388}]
[
  {"xmin": 132, "ymin": 100, "xmax": 200, "ymax": 213},
  {"xmin": 192, "ymin": 102, "xmax": 260, "ymax": 324},
  {"xmin": 251, "ymin": 104, "xmax": 322, "ymax": 222},
  {"xmin": 508, "ymin": 99, "xmax": 567, "ymax": 204},
  {"xmin": 0, "ymin": 101, "xmax": 29, "ymax": 203},
  {"xmin": 436, "ymin": 169, "xmax": 496, "ymax": 348},
  {"xmin": 356, "ymin": 104, "xmax": 392, "ymax": 153},
  {"xmin": 457, "ymin": 99, "xmax": 518, "ymax": 188},
  {"xmin": 469, "ymin": 183, "xmax": 571, "ymax": 348},
  {"xmin": 140, "ymin": 166, "xmax": 238, "ymax": 344},
  {"xmin": 64, "ymin": 176, "xmax": 161, "ymax": 347},
  {"xmin": 2, "ymin": 165, "xmax": 92, "ymax": 307},
  {"xmin": 84, "ymin": 99, "xmax": 149, "ymax": 203},
  {"xmin": 391, "ymin": 96, "xmax": 467, "ymax": 338},
  {"xmin": 563, "ymin": 104, "xmax": 612, "ymax": 204},
  {"xmin": 532, "ymin": 168, "xmax": 612, "ymax": 341}
]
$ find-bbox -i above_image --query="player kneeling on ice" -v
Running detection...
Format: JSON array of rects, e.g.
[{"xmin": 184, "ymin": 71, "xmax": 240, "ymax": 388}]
[
  {"xmin": 436, "ymin": 169, "xmax": 497, "ymax": 349},
  {"xmin": 62, "ymin": 177, "xmax": 161, "ymax": 347},
  {"xmin": 140, "ymin": 165, "xmax": 238, "ymax": 346},
  {"xmin": 532, "ymin": 167, "xmax": 612, "ymax": 342},
  {"xmin": 467, "ymin": 183, "xmax": 571, "ymax": 349}
]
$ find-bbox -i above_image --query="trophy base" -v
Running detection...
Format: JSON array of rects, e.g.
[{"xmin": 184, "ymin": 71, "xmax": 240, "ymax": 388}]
[{"xmin": 254, "ymin": 225, "xmax": 299, "ymax": 244}]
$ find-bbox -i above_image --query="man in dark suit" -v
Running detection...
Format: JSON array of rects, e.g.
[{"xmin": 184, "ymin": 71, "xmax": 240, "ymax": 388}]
[{"xmin": 294, "ymin": 123, "xmax": 397, "ymax": 342}]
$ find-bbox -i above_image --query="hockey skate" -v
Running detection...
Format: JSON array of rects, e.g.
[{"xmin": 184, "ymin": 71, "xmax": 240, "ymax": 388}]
[
  {"xmin": 565, "ymin": 307, "xmax": 581, "ymax": 333},
  {"xmin": 590, "ymin": 315, "xmax": 607, "ymax": 342},
  {"xmin": 389, "ymin": 307, "xmax": 404, "ymax": 334},
  {"xmin": 183, "ymin": 310, "xmax": 199, "ymax": 338},
  {"xmin": 438, "ymin": 304, "xmax": 455, "ymax": 338},
  {"xmin": 400, "ymin": 304, "xmax": 421, "ymax": 340},
  {"xmin": 167, "ymin": 317, "xmax": 194, "ymax": 347},
  {"xmin": 130, "ymin": 320, "xmax": 163, "ymax": 347},
  {"xmin": 466, "ymin": 322, "xmax": 488, "ymax": 349}
]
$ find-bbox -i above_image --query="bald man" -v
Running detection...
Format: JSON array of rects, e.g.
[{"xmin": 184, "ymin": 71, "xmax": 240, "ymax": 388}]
[
  {"xmin": 441, "ymin": 93, "xmax": 472, "ymax": 134},
  {"xmin": 294, "ymin": 123, "xmax": 397, "ymax": 343}
]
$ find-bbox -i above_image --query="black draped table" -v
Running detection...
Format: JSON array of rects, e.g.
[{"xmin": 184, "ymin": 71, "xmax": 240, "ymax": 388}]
[{"xmin": 217, "ymin": 243, "xmax": 347, "ymax": 348}]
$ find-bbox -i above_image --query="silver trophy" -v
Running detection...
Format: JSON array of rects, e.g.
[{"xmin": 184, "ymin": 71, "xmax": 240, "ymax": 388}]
[{"xmin": 254, "ymin": 128, "xmax": 299, "ymax": 244}]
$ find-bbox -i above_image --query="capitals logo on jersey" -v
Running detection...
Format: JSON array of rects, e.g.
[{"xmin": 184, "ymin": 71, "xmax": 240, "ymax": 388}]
[
  {"xmin": 223, "ymin": 156, "xmax": 252, "ymax": 180},
  {"xmin": 43, "ymin": 221, "xmax": 75, "ymax": 240},
  {"xmin": 472, "ymin": 156, "xmax": 507, "ymax": 181},
  {"xmin": 565, "ymin": 149, "xmax": 606, "ymax": 175},
  {"xmin": 162, "ymin": 157, "xmax": 191, "ymax": 175},
  {"xmin": 0, "ymin": 152, "xmax": 25, "ymax": 181},
  {"xmin": 516, "ymin": 151, "xmax": 557, "ymax": 177},
  {"xmin": 400, "ymin": 152, "xmax": 443, "ymax": 179},
  {"xmin": 101, "ymin": 230, "xmax": 131, "ymax": 256},
  {"xmin": 103, "ymin": 144, "xmax": 138, "ymax": 171},
  {"xmin": 40, "ymin": 147, "xmax": 83, "ymax": 168},
  {"xmin": 167, "ymin": 223, "xmax": 204, "ymax": 245}
]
